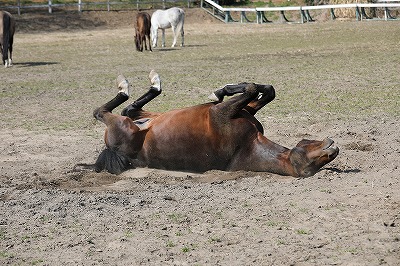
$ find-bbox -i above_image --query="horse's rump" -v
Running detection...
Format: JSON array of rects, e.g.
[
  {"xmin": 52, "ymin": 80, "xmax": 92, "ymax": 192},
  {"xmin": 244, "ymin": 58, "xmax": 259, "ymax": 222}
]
[{"xmin": 135, "ymin": 12, "xmax": 151, "ymax": 52}]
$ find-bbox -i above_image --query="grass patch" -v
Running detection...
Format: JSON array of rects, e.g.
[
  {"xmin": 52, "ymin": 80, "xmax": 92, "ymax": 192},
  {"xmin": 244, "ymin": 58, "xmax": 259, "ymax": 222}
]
[{"xmin": 1, "ymin": 18, "xmax": 399, "ymax": 133}]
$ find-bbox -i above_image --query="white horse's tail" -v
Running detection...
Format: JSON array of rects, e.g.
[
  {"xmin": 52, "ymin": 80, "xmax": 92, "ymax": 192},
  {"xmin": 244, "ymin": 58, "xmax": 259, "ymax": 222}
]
[{"xmin": 176, "ymin": 9, "xmax": 185, "ymax": 47}]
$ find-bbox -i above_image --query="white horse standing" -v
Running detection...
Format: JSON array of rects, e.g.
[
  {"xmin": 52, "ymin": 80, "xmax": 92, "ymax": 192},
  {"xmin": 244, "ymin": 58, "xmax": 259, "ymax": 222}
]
[{"xmin": 151, "ymin": 7, "xmax": 185, "ymax": 48}]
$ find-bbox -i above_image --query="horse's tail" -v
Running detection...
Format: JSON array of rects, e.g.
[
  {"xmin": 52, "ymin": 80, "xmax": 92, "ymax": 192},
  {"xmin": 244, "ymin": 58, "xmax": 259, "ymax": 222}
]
[
  {"xmin": 177, "ymin": 9, "xmax": 185, "ymax": 32},
  {"xmin": 2, "ymin": 12, "xmax": 12, "ymax": 63},
  {"xmin": 94, "ymin": 148, "xmax": 132, "ymax": 175}
]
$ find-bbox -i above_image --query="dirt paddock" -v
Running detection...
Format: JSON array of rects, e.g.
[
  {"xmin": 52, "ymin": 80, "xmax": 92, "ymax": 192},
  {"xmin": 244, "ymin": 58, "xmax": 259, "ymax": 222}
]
[{"xmin": 0, "ymin": 8, "xmax": 399, "ymax": 265}]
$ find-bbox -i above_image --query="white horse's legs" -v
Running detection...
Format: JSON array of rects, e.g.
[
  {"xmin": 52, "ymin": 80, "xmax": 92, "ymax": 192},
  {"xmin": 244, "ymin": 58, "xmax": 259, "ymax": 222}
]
[
  {"xmin": 171, "ymin": 27, "xmax": 177, "ymax": 48},
  {"xmin": 151, "ymin": 27, "xmax": 158, "ymax": 48},
  {"xmin": 161, "ymin": 29, "xmax": 166, "ymax": 48}
]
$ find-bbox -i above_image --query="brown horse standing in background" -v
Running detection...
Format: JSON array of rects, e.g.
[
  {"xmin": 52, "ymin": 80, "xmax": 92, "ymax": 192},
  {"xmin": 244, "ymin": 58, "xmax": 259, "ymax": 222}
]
[
  {"xmin": 0, "ymin": 10, "xmax": 15, "ymax": 67},
  {"xmin": 135, "ymin": 12, "xmax": 152, "ymax": 52},
  {"xmin": 89, "ymin": 71, "xmax": 339, "ymax": 177}
]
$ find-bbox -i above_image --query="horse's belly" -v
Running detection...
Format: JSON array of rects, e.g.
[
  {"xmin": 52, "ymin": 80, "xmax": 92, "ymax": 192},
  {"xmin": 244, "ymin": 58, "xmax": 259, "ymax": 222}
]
[{"xmin": 138, "ymin": 127, "xmax": 230, "ymax": 172}]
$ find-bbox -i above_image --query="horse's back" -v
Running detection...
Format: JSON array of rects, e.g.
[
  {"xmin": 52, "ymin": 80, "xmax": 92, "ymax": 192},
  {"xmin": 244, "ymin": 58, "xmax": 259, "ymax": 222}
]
[{"xmin": 152, "ymin": 7, "xmax": 184, "ymax": 28}]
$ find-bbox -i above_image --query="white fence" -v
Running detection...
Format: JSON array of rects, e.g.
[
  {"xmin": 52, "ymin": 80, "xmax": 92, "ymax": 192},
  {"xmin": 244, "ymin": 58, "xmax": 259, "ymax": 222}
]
[
  {"xmin": 1, "ymin": 0, "xmax": 196, "ymax": 14},
  {"xmin": 200, "ymin": 0, "xmax": 400, "ymax": 23}
]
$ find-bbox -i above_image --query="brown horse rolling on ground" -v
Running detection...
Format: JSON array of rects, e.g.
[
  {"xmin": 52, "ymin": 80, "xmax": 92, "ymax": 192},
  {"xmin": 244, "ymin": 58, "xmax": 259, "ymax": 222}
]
[
  {"xmin": 91, "ymin": 71, "xmax": 339, "ymax": 177},
  {"xmin": 0, "ymin": 10, "xmax": 15, "ymax": 67},
  {"xmin": 134, "ymin": 12, "xmax": 152, "ymax": 52}
]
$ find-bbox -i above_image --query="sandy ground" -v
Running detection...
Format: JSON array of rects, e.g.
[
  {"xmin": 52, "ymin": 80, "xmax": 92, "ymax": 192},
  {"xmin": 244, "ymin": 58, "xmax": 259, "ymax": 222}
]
[{"xmin": 0, "ymin": 7, "xmax": 399, "ymax": 266}]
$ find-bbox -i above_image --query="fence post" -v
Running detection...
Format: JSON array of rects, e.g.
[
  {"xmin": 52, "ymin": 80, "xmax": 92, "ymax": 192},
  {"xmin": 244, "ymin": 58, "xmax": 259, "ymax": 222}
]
[
  {"xmin": 107, "ymin": 0, "xmax": 110, "ymax": 11},
  {"xmin": 17, "ymin": 0, "xmax": 21, "ymax": 15},
  {"xmin": 48, "ymin": 0, "xmax": 52, "ymax": 13},
  {"xmin": 78, "ymin": 0, "xmax": 82, "ymax": 12},
  {"xmin": 355, "ymin": 6, "xmax": 361, "ymax": 21},
  {"xmin": 330, "ymin": 8, "xmax": 336, "ymax": 20}
]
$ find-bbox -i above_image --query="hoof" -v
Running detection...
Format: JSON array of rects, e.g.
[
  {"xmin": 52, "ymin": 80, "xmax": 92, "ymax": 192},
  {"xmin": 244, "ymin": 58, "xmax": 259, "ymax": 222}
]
[
  {"xmin": 149, "ymin": 70, "xmax": 161, "ymax": 91},
  {"xmin": 208, "ymin": 92, "xmax": 220, "ymax": 102},
  {"xmin": 208, "ymin": 89, "xmax": 224, "ymax": 102},
  {"xmin": 116, "ymin": 75, "xmax": 130, "ymax": 96}
]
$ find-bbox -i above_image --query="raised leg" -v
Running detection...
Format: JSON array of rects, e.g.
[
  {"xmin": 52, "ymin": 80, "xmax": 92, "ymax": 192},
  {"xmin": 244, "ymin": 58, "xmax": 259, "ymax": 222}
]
[
  {"xmin": 121, "ymin": 70, "xmax": 162, "ymax": 118},
  {"xmin": 244, "ymin": 84, "xmax": 275, "ymax": 115},
  {"xmin": 211, "ymin": 83, "xmax": 259, "ymax": 119},
  {"xmin": 91, "ymin": 75, "xmax": 145, "ymax": 174},
  {"xmin": 93, "ymin": 75, "xmax": 130, "ymax": 122},
  {"xmin": 209, "ymin": 83, "xmax": 249, "ymax": 102},
  {"xmin": 209, "ymin": 83, "xmax": 275, "ymax": 115}
]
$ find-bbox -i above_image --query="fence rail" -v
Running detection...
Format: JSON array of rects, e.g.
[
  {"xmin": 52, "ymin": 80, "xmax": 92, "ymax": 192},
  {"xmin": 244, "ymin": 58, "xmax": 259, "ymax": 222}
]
[
  {"xmin": 201, "ymin": 0, "xmax": 400, "ymax": 23},
  {"xmin": 1, "ymin": 0, "xmax": 197, "ymax": 14}
]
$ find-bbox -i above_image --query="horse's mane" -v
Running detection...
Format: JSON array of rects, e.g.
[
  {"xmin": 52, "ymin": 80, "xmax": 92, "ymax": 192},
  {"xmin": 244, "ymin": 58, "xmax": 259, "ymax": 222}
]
[{"xmin": 95, "ymin": 148, "xmax": 132, "ymax": 175}]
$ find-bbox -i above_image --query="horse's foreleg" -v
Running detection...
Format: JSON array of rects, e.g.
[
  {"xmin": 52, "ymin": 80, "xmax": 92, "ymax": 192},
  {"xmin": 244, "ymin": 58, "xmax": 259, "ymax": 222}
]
[
  {"xmin": 93, "ymin": 75, "xmax": 130, "ymax": 123},
  {"xmin": 121, "ymin": 70, "xmax": 162, "ymax": 118}
]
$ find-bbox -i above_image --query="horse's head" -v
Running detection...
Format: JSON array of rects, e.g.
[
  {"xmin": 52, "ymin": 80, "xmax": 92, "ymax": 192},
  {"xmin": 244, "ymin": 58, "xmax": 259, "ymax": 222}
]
[{"xmin": 289, "ymin": 138, "xmax": 339, "ymax": 177}]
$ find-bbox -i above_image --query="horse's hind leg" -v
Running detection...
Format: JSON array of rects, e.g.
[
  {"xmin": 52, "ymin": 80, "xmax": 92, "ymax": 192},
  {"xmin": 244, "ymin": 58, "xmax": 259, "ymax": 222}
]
[
  {"xmin": 244, "ymin": 84, "xmax": 275, "ymax": 115},
  {"xmin": 209, "ymin": 83, "xmax": 275, "ymax": 115},
  {"xmin": 211, "ymin": 83, "xmax": 259, "ymax": 120},
  {"xmin": 171, "ymin": 27, "xmax": 177, "ymax": 48},
  {"xmin": 161, "ymin": 29, "xmax": 166, "ymax": 48},
  {"xmin": 176, "ymin": 20, "xmax": 184, "ymax": 47},
  {"xmin": 143, "ymin": 34, "xmax": 148, "ymax": 51},
  {"xmin": 121, "ymin": 70, "xmax": 162, "ymax": 118},
  {"xmin": 208, "ymin": 83, "xmax": 250, "ymax": 102},
  {"xmin": 146, "ymin": 34, "xmax": 152, "ymax": 52}
]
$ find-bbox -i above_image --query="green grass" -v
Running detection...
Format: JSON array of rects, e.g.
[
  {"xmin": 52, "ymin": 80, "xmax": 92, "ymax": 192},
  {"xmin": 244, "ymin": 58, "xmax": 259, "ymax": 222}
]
[{"xmin": 1, "ymin": 17, "xmax": 399, "ymax": 133}]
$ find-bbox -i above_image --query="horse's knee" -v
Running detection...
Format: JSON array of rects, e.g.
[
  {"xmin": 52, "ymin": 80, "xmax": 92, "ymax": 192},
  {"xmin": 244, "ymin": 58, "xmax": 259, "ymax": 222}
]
[{"xmin": 244, "ymin": 83, "xmax": 258, "ymax": 96}]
